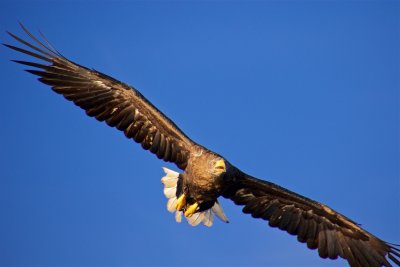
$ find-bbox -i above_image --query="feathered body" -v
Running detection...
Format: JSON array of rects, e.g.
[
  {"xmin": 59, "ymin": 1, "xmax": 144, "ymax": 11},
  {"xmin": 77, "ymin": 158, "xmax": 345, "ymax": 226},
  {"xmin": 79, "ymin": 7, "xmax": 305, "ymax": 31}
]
[{"xmin": 182, "ymin": 150, "xmax": 227, "ymax": 209}]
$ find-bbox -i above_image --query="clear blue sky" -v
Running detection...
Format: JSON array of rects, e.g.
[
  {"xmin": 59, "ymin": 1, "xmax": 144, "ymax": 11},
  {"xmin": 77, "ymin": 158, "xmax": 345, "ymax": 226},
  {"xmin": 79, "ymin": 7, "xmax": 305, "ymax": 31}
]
[{"xmin": 1, "ymin": 1, "xmax": 399, "ymax": 267}]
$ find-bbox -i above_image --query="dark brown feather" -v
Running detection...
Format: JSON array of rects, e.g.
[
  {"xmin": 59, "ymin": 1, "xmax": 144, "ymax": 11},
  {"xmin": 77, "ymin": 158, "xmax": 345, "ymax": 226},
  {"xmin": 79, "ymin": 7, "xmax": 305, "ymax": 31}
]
[
  {"xmin": 156, "ymin": 133, "xmax": 166, "ymax": 159},
  {"xmin": 261, "ymin": 199, "xmax": 279, "ymax": 221},
  {"xmin": 5, "ymin": 25, "xmax": 196, "ymax": 170},
  {"xmin": 286, "ymin": 208, "xmax": 302, "ymax": 235},
  {"xmin": 277, "ymin": 205, "xmax": 293, "ymax": 230},
  {"xmin": 4, "ymin": 43, "xmax": 52, "ymax": 62},
  {"xmin": 125, "ymin": 120, "xmax": 144, "ymax": 139},
  {"xmin": 317, "ymin": 223, "xmax": 328, "ymax": 257},
  {"xmin": 297, "ymin": 216, "xmax": 309, "ymax": 243},
  {"xmin": 389, "ymin": 253, "xmax": 400, "ymax": 266},
  {"xmin": 223, "ymin": 169, "xmax": 400, "ymax": 267},
  {"xmin": 268, "ymin": 207, "xmax": 283, "ymax": 228},
  {"xmin": 306, "ymin": 219, "xmax": 318, "ymax": 249},
  {"xmin": 325, "ymin": 229, "xmax": 339, "ymax": 259}
]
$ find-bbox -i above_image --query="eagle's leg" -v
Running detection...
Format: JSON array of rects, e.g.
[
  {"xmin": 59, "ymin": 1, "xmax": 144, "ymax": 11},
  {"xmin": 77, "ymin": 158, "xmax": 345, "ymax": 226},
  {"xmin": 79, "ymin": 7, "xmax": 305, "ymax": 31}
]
[
  {"xmin": 184, "ymin": 202, "xmax": 199, "ymax": 217},
  {"xmin": 176, "ymin": 194, "xmax": 186, "ymax": 211},
  {"xmin": 176, "ymin": 193, "xmax": 200, "ymax": 217}
]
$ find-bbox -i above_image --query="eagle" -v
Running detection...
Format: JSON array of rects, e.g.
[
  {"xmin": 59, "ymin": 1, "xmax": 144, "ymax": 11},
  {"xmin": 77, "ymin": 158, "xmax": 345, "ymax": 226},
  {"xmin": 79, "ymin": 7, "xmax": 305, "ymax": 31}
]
[{"xmin": 4, "ymin": 23, "xmax": 399, "ymax": 267}]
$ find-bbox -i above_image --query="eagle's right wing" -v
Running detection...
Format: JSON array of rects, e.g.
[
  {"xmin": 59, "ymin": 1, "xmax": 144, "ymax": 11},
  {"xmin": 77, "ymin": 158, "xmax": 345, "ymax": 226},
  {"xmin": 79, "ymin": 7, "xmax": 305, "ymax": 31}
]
[
  {"xmin": 5, "ymin": 23, "xmax": 196, "ymax": 170},
  {"xmin": 222, "ymin": 169, "xmax": 400, "ymax": 267}
]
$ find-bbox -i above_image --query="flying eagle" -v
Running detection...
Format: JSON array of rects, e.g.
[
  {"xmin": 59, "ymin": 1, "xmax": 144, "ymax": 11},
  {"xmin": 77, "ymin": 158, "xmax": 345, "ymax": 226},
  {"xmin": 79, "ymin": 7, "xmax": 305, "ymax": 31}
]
[{"xmin": 4, "ymin": 24, "xmax": 399, "ymax": 267}]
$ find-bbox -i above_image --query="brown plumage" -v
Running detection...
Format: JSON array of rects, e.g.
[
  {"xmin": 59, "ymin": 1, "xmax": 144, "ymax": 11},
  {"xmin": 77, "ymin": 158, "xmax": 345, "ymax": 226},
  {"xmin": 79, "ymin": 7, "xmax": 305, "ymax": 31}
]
[{"xmin": 4, "ymin": 23, "xmax": 399, "ymax": 267}]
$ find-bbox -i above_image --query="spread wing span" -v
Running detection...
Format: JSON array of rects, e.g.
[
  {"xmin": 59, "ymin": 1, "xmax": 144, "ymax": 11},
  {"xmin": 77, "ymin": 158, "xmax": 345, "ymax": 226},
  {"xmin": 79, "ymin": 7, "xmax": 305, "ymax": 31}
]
[
  {"xmin": 4, "ymin": 24, "xmax": 194, "ymax": 170},
  {"xmin": 223, "ymin": 170, "xmax": 400, "ymax": 267},
  {"xmin": 5, "ymin": 24, "xmax": 399, "ymax": 267}
]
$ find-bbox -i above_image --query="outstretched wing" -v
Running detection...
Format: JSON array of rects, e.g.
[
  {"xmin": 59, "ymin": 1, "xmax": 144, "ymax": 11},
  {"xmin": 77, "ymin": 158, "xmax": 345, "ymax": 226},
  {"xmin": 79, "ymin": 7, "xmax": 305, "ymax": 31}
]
[
  {"xmin": 4, "ymin": 23, "xmax": 195, "ymax": 170},
  {"xmin": 223, "ymin": 169, "xmax": 400, "ymax": 267}
]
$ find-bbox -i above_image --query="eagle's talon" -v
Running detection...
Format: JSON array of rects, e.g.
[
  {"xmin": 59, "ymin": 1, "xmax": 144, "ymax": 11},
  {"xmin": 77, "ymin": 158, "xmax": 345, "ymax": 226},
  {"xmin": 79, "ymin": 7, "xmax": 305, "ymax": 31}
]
[
  {"xmin": 176, "ymin": 194, "xmax": 186, "ymax": 211},
  {"xmin": 184, "ymin": 202, "xmax": 199, "ymax": 217}
]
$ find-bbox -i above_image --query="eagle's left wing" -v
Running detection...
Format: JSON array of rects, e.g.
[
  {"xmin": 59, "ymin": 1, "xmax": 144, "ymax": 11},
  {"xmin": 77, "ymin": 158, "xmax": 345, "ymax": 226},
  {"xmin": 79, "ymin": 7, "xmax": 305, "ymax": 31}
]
[
  {"xmin": 4, "ymin": 24, "xmax": 196, "ymax": 170},
  {"xmin": 222, "ymin": 169, "xmax": 400, "ymax": 267}
]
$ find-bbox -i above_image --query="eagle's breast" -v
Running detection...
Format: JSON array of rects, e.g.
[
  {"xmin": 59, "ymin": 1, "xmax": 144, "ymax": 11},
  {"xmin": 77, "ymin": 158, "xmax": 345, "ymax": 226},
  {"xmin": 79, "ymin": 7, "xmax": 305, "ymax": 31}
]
[{"xmin": 184, "ymin": 149, "xmax": 226, "ymax": 204}]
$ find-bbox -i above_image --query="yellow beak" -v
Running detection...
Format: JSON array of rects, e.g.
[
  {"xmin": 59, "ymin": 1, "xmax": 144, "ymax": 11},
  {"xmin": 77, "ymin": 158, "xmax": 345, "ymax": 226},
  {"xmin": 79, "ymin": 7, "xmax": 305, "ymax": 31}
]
[{"xmin": 215, "ymin": 159, "xmax": 226, "ymax": 171}]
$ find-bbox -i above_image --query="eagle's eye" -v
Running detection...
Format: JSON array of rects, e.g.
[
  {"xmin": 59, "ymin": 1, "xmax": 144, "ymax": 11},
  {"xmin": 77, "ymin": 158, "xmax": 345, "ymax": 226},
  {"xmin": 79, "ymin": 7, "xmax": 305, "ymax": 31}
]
[{"xmin": 214, "ymin": 159, "xmax": 226, "ymax": 172}]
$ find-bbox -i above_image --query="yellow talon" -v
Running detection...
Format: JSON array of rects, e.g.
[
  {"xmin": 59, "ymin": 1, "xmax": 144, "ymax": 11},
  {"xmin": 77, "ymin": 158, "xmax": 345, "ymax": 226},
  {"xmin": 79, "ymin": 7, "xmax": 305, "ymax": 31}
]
[
  {"xmin": 184, "ymin": 202, "xmax": 199, "ymax": 217},
  {"xmin": 176, "ymin": 194, "xmax": 186, "ymax": 211}
]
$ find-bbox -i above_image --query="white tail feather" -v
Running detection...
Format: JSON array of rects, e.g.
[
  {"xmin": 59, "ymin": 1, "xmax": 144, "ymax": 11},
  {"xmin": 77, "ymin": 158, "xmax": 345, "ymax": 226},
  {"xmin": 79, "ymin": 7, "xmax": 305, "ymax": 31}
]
[
  {"xmin": 162, "ymin": 167, "xmax": 179, "ymax": 177},
  {"xmin": 163, "ymin": 186, "xmax": 177, "ymax": 198},
  {"xmin": 212, "ymin": 201, "xmax": 229, "ymax": 223},
  {"xmin": 161, "ymin": 167, "xmax": 229, "ymax": 227},
  {"xmin": 167, "ymin": 197, "xmax": 177, "ymax": 212},
  {"xmin": 188, "ymin": 212, "xmax": 204, "ymax": 226},
  {"xmin": 161, "ymin": 177, "xmax": 178, "ymax": 188},
  {"xmin": 175, "ymin": 211, "xmax": 183, "ymax": 223},
  {"xmin": 202, "ymin": 209, "xmax": 214, "ymax": 227}
]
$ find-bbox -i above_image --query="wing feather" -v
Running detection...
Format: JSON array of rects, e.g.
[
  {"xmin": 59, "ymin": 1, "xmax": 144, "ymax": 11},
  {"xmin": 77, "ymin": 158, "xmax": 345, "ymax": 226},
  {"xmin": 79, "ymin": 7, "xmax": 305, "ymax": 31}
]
[
  {"xmin": 223, "ymin": 170, "xmax": 400, "ymax": 267},
  {"xmin": 5, "ymin": 24, "xmax": 195, "ymax": 169}
]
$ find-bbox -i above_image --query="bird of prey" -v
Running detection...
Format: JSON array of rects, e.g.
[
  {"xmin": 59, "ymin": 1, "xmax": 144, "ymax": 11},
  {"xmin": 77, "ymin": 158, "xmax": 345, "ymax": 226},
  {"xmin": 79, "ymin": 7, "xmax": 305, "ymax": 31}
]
[{"xmin": 4, "ymin": 24, "xmax": 399, "ymax": 267}]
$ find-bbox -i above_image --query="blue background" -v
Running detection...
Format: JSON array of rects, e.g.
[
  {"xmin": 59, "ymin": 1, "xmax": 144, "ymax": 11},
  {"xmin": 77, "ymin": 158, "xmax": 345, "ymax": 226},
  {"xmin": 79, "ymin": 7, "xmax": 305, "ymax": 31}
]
[{"xmin": 1, "ymin": 1, "xmax": 399, "ymax": 266}]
